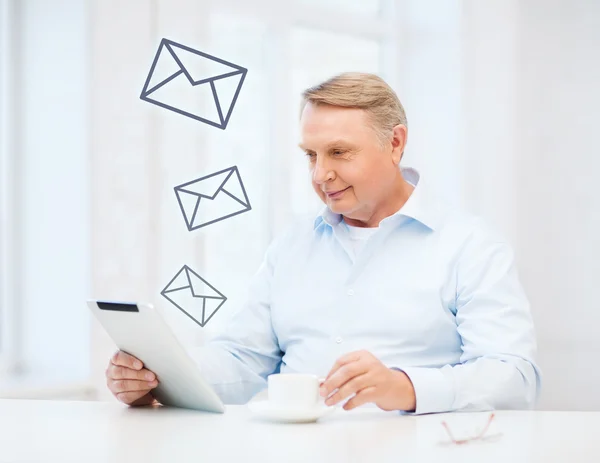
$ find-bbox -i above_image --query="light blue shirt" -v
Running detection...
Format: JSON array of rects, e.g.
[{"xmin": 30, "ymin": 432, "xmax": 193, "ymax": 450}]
[{"xmin": 192, "ymin": 167, "xmax": 541, "ymax": 414}]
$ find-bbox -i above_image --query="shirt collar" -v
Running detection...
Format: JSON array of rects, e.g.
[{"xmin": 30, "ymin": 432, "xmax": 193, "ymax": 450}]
[{"xmin": 313, "ymin": 166, "xmax": 440, "ymax": 231}]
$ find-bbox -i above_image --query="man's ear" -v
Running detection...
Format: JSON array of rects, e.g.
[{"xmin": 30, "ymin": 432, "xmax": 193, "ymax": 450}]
[{"xmin": 390, "ymin": 124, "xmax": 407, "ymax": 165}]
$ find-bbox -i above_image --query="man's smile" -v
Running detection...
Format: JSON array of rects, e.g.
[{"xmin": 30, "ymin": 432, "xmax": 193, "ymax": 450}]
[{"xmin": 325, "ymin": 186, "xmax": 351, "ymax": 199}]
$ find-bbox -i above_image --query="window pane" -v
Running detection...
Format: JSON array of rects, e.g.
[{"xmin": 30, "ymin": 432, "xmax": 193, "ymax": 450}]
[
  {"xmin": 153, "ymin": 13, "xmax": 272, "ymax": 341},
  {"xmin": 290, "ymin": 28, "xmax": 382, "ymax": 217},
  {"xmin": 201, "ymin": 13, "xmax": 271, "ymax": 334},
  {"xmin": 296, "ymin": 0, "xmax": 381, "ymax": 17}
]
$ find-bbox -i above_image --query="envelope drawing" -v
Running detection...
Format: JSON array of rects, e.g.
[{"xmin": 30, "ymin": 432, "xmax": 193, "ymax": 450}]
[
  {"xmin": 175, "ymin": 166, "xmax": 251, "ymax": 231},
  {"xmin": 140, "ymin": 38, "xmax": 247, "ymax": 129},
  {"xmin": 161, "ymin": 265, "xmax": 227, "ymax": 328}
]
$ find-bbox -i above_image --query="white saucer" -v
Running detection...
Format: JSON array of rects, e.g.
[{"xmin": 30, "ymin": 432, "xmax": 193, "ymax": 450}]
[{"xmin": 248, "ymin": 400, "xmax": 335, "ymax": 423}]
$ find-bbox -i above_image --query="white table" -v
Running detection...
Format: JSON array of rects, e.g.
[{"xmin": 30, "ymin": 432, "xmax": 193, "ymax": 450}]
[{"xmin": 0, "ymin": 399, "xmax": 596, "ymax": 463}]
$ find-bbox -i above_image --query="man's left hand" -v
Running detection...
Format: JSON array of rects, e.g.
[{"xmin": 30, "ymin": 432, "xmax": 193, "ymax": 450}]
[{"xmin": 320, "ymin": 350, "xmax": 416, "ymax": 412}]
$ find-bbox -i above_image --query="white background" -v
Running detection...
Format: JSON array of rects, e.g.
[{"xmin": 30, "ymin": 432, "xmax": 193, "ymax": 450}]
[{"xmin": 0, "ymin": 0, "xmax": 599, "ymax": 411}]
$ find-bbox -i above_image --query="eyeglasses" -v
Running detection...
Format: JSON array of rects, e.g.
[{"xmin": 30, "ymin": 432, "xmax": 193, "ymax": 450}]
[{"xmin": 441, "ymin": 413, "xmax": 502, "ymax": 445}]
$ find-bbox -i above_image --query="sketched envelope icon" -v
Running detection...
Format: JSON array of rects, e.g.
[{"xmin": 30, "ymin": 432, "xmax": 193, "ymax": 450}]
[
  {"xmin": 175, "ymin": 166, "xmax": 251, "ymax": 231},
  {"xmin": 161, "ymin": 265, "xmax": 227, "ymax": 328},
  {"xmin": 140, "ymin": 38, "xmax": 247, "ymax": 129}
]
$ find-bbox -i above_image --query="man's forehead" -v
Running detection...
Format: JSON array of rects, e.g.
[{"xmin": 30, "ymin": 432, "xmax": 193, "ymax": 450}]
[
  {"xmin": 299, "ymin": 105, "xmax": 371, "ymax": 147},
  {"xmin": 298, "ymin": 138, "xmax": 356, "ymax": 150}
]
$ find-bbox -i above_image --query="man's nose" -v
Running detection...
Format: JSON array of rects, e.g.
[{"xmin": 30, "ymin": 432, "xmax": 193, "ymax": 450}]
[{"xmin": 312, "ymin": 156, "xmax": 332, "ymax": 184}]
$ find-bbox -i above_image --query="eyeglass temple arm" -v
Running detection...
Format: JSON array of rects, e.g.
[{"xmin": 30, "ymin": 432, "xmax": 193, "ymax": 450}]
[
  {"xmin": 474, "ymin": 413, "xmax": 495, "ymax": 439},
  {"xmin": 441, "ymin": 421, "xmax": 460, "ymax": 444}
]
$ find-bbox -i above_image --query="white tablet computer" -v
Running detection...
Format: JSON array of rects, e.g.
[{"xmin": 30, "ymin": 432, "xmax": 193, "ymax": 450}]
[{"xmin": 87, "ymin": 300, "xmax": 225, "ymax": 413}]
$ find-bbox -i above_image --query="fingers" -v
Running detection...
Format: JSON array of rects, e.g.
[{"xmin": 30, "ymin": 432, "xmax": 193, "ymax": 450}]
[
  {"xmin": 321, "ymin": 357, "xmax": 368, "ymax": 398},
  {"xmin": 106, "ymin": 351, "xmax": 159, "ymax": 405},
  {"xmin": 108, "ymin": 377, "xmax": 158, "ymax": 405},
  {"xmin": 108, "ymin": 364, "xmax": 156, "ymax": 382},
  {"xmin": 111, "ymin": 351, "xmax": 143, "ymax": 370},
  {"xmin": 111, "ymin": 379, "xmax": 158, "ymax": 393},
  {"xmin": 325, "ymin": 373, "xmax": 370, "ymax": 406},
  {"xmin": 324, "ymin": 351, "xmax": 362, "ymax": 381},
  {"xmin": 343, "ymin": 386, "xmax": 377, "ymax": 411},
  {"xmin": 116, "ymin": 391, "xmax": 155, "ymax": 406}
]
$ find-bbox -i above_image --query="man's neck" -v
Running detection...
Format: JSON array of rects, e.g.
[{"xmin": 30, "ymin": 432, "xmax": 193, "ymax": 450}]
[{"xmin": 343, "ymin": 175, "xmax": 415, "ymax": 228}]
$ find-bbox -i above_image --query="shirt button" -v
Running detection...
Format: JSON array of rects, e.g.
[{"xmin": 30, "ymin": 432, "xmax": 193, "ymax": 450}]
[
  {"xmin": 347, "ymin": 289, "xmax": 354, "ymax": 296},
  {"xmin": 335, "ymin": 337, "xmax": 343, "ymax": 344}
]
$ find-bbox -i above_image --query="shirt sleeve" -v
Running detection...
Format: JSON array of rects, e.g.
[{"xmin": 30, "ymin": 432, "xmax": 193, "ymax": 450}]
[
  {"xmin": 187, "ymin": 238, "xmax": 284, "ymax": 405},
  {"xmin": 397, "ymin": 220, "xmax": 542, "ymax": 415}
]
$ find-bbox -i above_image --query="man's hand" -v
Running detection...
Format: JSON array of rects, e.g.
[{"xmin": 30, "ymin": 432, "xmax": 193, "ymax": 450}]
[
  {"xmin": 106, "ymin": 351, "xmax": 159, "ymax": 406},
  {"xmin": 320, "ymin": 350, "xmax": 416, "ymax": 412}
]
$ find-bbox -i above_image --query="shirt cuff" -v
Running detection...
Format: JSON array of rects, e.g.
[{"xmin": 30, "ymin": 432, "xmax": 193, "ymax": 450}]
[{"xmin": 393, "ymin": 366, "xmax": 455, "ymax": 415}]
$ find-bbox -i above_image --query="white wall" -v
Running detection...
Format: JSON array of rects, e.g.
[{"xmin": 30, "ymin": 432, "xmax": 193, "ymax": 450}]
[
  {"xmin": 514, "ymin": 0, "xmax": 600, "ymax": 410},
  {"xmin": 462, "ymin": 0, "xmax": 600, "ymax": 410},
  {"xmin": 462, "ymin": 0, "xmax": 519, "ymax": 243}
]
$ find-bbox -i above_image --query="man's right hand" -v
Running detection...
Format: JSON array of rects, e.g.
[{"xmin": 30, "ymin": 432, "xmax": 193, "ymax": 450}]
[{"xmin": 106, "ymin": 351, "xmax": 159, "ymax": 406}]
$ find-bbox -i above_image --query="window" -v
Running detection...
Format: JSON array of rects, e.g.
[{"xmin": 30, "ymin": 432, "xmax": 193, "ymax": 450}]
[
  {"xmin": 0, "ymin": 0, "xmax": 90, "ymax": 387},
  {"xmin": 3, "ymin": 0, "xmax": 467, "ymax": 397}
]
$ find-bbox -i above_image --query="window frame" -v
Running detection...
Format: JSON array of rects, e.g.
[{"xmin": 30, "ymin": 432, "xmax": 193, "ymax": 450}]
[{"xmin": 0, "ymin": 0, "xmax": 20, "ymax": 376}]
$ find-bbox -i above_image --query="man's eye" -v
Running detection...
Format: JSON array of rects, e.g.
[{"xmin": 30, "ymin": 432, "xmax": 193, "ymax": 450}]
[
  {"xmin": 332, "ymin": 150, "xmax": 345, "ymax": 156},
  {"xmin": 305, "ymin": 152, "xmax": 316, "ymax": 159}
]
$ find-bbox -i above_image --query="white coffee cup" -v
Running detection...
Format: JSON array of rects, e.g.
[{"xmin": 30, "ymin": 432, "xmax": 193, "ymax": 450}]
[{"xmin": 267, "ymin": 373, "xmax": 325, "ymax": 409}]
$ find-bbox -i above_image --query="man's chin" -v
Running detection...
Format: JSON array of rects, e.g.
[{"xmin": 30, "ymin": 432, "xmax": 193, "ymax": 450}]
[{"xmin": 327, "ymin": 200, "xmax": 354, "ymax": 215}]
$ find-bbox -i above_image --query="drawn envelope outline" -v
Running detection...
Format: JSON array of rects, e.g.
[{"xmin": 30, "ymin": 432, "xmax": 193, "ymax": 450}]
[
  {"xmin": 174, "ymin": 166, "xmax": 251, "ymax": 231},
  {"xmin": 140, "ymin": 38, "xmax": 247, "ymax": 129},
  {"xmin": 161, "ymin": 265, "xmax": 227, "ymax": 328}
]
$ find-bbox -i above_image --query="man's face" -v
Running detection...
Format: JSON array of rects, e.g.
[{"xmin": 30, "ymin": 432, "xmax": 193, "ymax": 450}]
[{"xmin": 299, "ymin": 102, "xmax": 401, "ymax": 219}]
